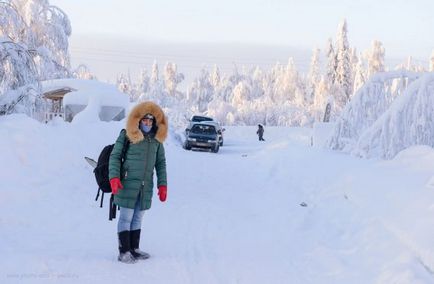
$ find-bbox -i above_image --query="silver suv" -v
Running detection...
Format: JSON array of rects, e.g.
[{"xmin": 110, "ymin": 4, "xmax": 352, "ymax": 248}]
[
  {"xmin": 184, "ymin": 122, "xmax": 220, "ymax": 153},
  {"xmin": 185, "ymin": 115, "xmax": 225, "ymax": 146}
]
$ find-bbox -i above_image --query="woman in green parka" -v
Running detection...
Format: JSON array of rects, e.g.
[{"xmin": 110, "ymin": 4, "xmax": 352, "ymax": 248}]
[{"xmin": 108, "ymin": 101, "xmax": 168, "ymax": 264}]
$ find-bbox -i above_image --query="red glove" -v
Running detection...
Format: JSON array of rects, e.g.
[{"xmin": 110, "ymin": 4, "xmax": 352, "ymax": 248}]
[
  {"xmin": 110, "ymin": 178, "xmax": 123, "ymax": 195},
  {"xmin": 158, "ymin": 185, "xmax": 167, "ymax": 202}
]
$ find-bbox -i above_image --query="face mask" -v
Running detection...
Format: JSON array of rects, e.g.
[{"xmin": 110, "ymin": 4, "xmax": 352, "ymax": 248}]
[{"xmin": 140, "ymin": 123, "xmax": 152, "ymax": 133}]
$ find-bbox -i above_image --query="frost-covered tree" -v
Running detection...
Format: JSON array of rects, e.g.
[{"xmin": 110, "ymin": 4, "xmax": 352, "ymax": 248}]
[
  {"xmin": 1, "ymin": 0, "xmax": 72, "ymax": 71},
  {"xmin": 396, "ymin": 56, "xmax": 425, "ymax": 73},
  {"xmin": 117, "ymin": 73, "xmax": 132, "ymax": 98},
  {"xmin": 12, "ymin": 0, "xmax": 72, "ymax": 78},
  {"xmin": 306, "ymin": 48, "xmax": 321, "ymax": 106},
  {"xmin": 366, "ymin": 40, "xmax": 385, "ymax": 78},
  {"xmin": 324, "ymin": 37, "xmax": 345, "ymax": 118},
  {"xmin": 250, "ymin": 66, "xmax": 265, "ymax": 100},
  {"xmin": 231, "ymin": 81, "xmax": 250, "ymax": 106},
  {"xmin": 210, "ymin": 64, "xmax": 221, "ymax": 91},
  {"xmin": 325, "ymin": 38, "xmax": 337, "ymax": 85},
  {"xmin": 353, "ymin": 73, "xmax": 434, "ymax": 159},
  {"xmin": 335, "ymin": 19, "xmax": 353, "ymax": 105},
  {"xmin": 146, "ymin": 61, "xmax": 166, "ymax": 104},
  {"xmin": 329, "ymin": 70, "xmax": 421, "ymax": 152},
  {"xmin": 163, "ymin": 62, "xmax": 184, "ymax": 98},
  {"xmin": 352, "ymin": 59, "xmax": 366, "ymax": 94},
  {"xmin": 72, "ymin": 64, "xmax": 95, "ymax": 80},
  {"xmin": 217, "ymin": 65, "xmax": 244, "ymax": 104},
  {"xmin": 273, "ymin": 58, "xmax": 305, "ymax": 107},
  {"xmin": 312, "ymin": 76, "xmax": 329, "ymax": 121},
  {"xmin": 0, "ymin": 1, "xmax": 28, "ymax": 43},
  {"xmin": 187, "ymin": 67, "xmax": 213, "ymax": 113},
  {"xmin": 349, "ymin": 48, "xmax": 360, "ymax": 91},
  {"xmin": 150, "ymin": 60, "xmax": 159, "ymax": 84},
  {"xmin": 137, "ymin": 68, "xmax": 150, "ymax": 96},
  {"xmin": 0, "ymin": 39, "xmax": 40, "ymax": 115},
  {"xmin": 230, "ymin": 81, "xmax": 252, "ymax": 125}
]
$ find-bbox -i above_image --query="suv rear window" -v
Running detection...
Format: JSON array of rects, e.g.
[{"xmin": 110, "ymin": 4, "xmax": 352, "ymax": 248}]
[{"xmin": 191, "ymin": 124, "xmax": 217, "ymax": 134}]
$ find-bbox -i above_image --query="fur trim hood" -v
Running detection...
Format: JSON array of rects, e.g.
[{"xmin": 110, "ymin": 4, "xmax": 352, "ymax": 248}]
[{"xmin": 126, "ymin": 101, "xmax": 168, "ymax": 144}]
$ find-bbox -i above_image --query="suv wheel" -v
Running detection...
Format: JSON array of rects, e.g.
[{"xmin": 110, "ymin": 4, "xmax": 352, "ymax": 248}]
[
  {"xmin": 184, "ymin": 142, "xmax": 191, "ymax": 150},
  {"xmin": 212, "ymin": 144, "xmax": 219, "ymax": 153}
]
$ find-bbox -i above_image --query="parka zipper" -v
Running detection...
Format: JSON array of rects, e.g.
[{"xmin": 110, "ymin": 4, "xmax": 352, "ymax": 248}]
[
  {"xmin": 142, "ymin": 136, "xmax": 151, "ymax": 187},
  {"xmin": 140, "ymin": 136, "xmax": 152, "ymax": 208}
]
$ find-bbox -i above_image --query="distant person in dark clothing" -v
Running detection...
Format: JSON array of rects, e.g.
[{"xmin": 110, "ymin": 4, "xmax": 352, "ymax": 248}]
[{"xmin": 256, "ymin": 124, "xmax": 265, "ymax": 141}]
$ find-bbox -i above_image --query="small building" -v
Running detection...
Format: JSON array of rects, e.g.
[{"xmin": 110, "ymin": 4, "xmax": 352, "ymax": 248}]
[
  {"xmin": 41, "ymin": 79, "xmax": 129, "ymax": 123},
  {"xmin": 42, "ymin": 86, "xmax": 75, "ymax": 122}
]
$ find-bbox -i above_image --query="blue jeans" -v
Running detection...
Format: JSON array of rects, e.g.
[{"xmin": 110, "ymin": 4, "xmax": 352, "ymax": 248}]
[{"xmin": 117, "ymin": 199, "xmax": 145, "ymax": 233}]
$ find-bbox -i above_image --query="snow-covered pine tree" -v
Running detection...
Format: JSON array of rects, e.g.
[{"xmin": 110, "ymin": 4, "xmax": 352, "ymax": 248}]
[
  {"xmin": 250, "ymin": 66, "xmax": 264, "ymax": 100},
  {"xmin": 210, "ymin": 64, "xmax": 221, "ymax": 91},
  {"xmin": 150, "ymin": 60, "xmax": 159, "ymax": 84},
  {"xmin": 366, "ymin": 40, "xmax": 385, "ymax": 78},
  {"xmin": 137, "ymin": 68, "xmax": 150, "ymax": 100},
  {"xmin": 163, "ymin": 62, "xmax": 184, "ymax": 98},
  {"xmin": 231, "ymin": 80, "xmax": 251, "ymax": 125},
  {"xmin": 117, "ymin": 73, "xmax": 132, "ymax": 100},
  {"xmin": 275, "ymin": 58, "xmax": 304, "ymax": 107},
  {"xmin": 312, "ymin": 76, "xmax": 329, "ymax": 122},
  {"xmin": 306, "ymin": 48, "xmax": 321, "ymax": 106},
  {"xmin": 323, "ymin": 38, "xmax": 339, "ymax": 121},
  {"xmin": 335, "ymin": 19, "xmax": 353, "ymax": 106},
  {"xmin": 325, "ymin": 38, "xmax": 337, "ymax": 85},
  {"xmin": 147, "ymin": 60, "xmax": 165, "ymax": 104},
  {"xmin": 187, "ymin": 67, "xmax": 213, "ymax": 113},
  {"xmin": 352, "ymin": 58, "xmax": 366, "ymax": 95}
]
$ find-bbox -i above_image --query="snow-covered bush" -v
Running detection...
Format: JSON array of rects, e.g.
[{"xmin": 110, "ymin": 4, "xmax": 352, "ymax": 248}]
[
  {"xmin": 353, "ymin": 73, "xmax": 434, "ymax": 159},
  {"xmin": 329, "ymin": 70, "xmax": 421, "ymax": 152}
]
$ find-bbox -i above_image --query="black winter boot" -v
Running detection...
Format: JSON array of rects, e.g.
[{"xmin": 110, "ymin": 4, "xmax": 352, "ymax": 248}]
[
  {"xmin": 118, "ymin": 231, "xmax": 137, "ymax": 264},
  {"xmin": 130, "ymin": 229, "xmax": 150, "ymax": 260}
]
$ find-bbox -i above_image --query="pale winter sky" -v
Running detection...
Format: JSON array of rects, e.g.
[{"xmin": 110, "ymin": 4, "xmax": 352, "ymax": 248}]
[
  {"xmin": 50, "ymin": 0, "xmax": 433, "ymax": 83},
  {"xmin": 50, "ymin": 0, "xmax": 433, "ymax": 58}
]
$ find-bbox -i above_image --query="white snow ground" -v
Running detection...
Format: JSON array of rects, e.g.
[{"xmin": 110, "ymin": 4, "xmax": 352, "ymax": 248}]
[{"xmin": 2, "ymin": 114, "xmax": 434, "ymax": 283}]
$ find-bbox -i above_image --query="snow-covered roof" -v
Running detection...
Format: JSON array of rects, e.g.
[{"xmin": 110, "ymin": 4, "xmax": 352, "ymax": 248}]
[{"xmin": 41, "ymin": 78, "xmax": 129, "ymax": 108}]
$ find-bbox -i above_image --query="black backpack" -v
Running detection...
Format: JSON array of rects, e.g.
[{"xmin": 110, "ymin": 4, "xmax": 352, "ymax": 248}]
[{"xmin": 93, "ymin": 129, "xmax": 130, "ymax": 220}]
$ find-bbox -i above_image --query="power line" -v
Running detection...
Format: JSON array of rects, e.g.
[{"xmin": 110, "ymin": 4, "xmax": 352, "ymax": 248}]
[{"xmin": 69, "ymin": 47, "xmax": 312, "ymax": 65}]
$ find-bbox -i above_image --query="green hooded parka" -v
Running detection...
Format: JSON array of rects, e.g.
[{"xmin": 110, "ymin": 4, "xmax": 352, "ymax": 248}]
[{"xmin": 108, "ymin": 101, "xmax": 168, "ymax": 210}]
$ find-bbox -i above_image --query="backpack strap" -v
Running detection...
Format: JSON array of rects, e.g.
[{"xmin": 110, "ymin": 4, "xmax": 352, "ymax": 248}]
[
  {"xmin": 109, "ymin": 194, "xmax": 116, "ymax": 221},
  {"xmin": 120, "ymin": 129, "xmax": 130, "ymax": 178},
  {"xmin": 95, "ymin": 187, "xmax": 104, "ymax": 208},
  {"xmin": 100, "ymin": 189, "xmax": 104, "ymax": 208}
]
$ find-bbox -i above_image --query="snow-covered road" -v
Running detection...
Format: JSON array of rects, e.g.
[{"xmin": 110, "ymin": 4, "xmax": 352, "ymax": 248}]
[{"xmin": 2, "ymin": 115, "xmax": 434, "ymax": 283}]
